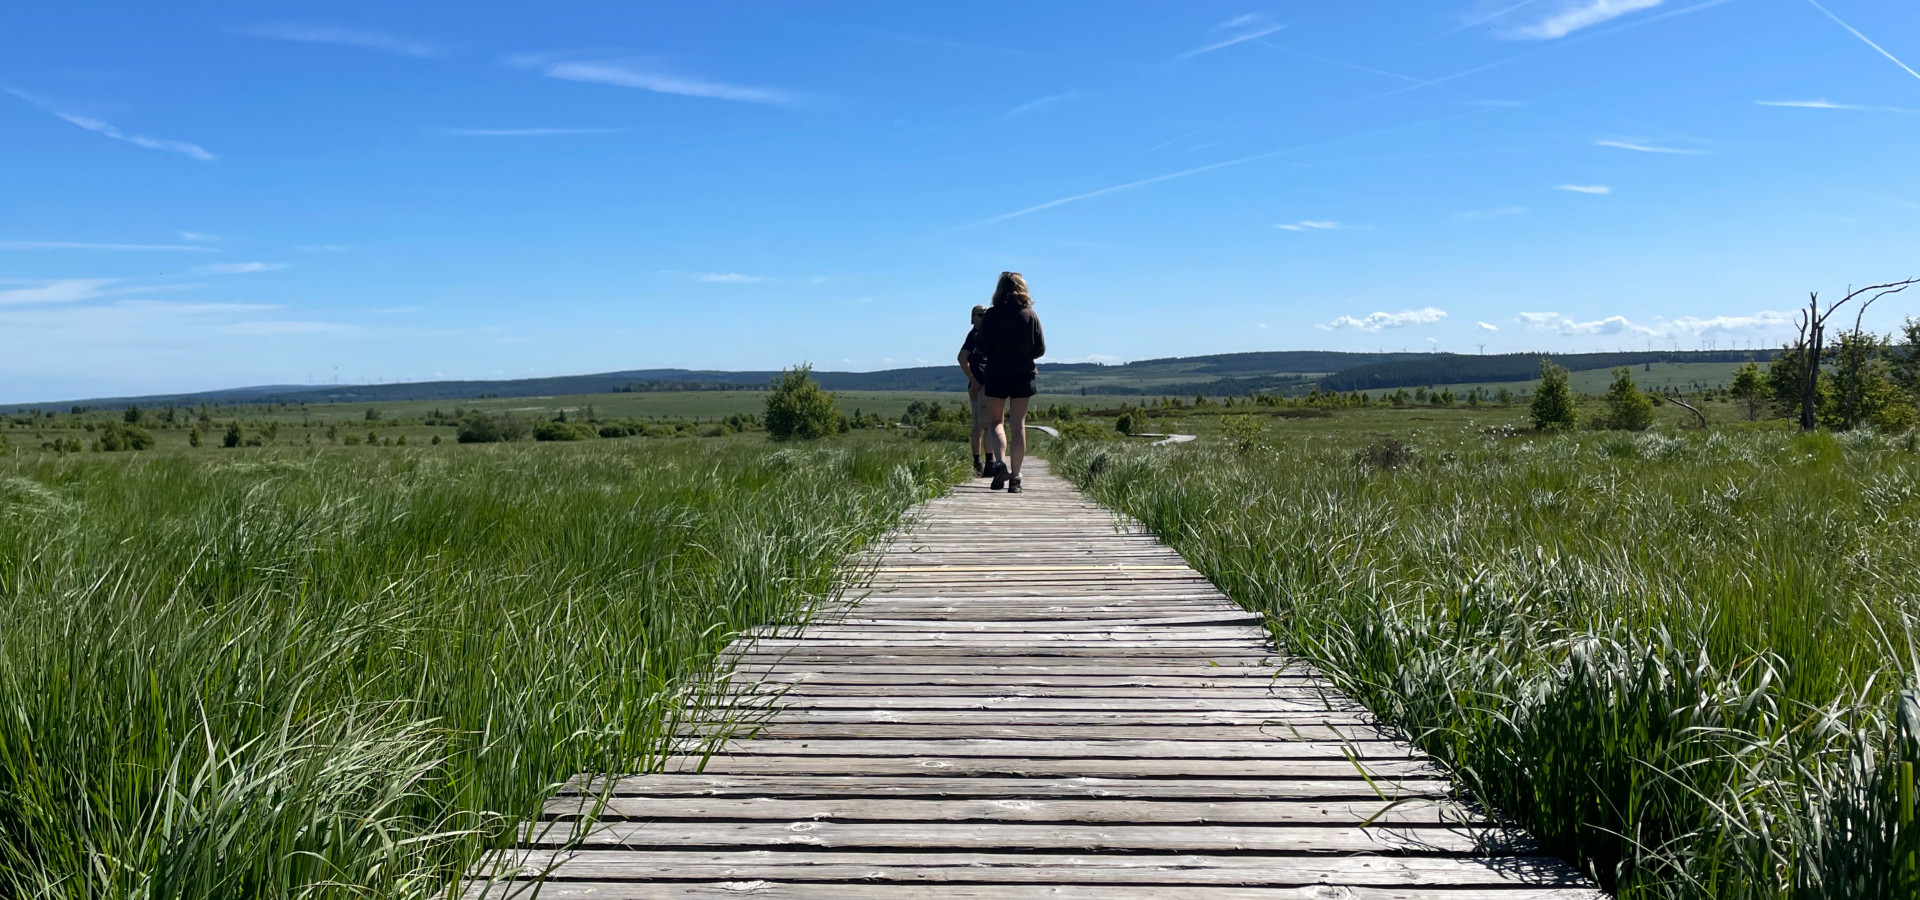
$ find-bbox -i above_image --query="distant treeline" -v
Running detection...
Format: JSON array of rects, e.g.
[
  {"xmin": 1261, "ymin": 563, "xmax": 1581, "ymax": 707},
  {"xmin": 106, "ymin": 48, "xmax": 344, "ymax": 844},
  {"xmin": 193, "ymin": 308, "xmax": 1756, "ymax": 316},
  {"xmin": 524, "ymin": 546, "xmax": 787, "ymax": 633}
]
[
  {"xmin": 613, "ymin": 381, "xmax": 763, "ymax": 393},
  {"xmin": 1320, "ymin": 350, "xmax": 1781, "ymax": 392}
]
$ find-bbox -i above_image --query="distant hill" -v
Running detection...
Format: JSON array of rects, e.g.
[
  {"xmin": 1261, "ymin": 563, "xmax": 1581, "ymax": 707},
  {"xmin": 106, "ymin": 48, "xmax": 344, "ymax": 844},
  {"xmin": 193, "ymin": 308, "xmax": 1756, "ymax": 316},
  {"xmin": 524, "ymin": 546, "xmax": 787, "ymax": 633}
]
[
  {"xmin": 1319, "ymin": 350, "xmax": 1780, "ymax": 392},
  {"xmin": 7, "ymin": 349, "xmax": 1781, "ymax": 411}
]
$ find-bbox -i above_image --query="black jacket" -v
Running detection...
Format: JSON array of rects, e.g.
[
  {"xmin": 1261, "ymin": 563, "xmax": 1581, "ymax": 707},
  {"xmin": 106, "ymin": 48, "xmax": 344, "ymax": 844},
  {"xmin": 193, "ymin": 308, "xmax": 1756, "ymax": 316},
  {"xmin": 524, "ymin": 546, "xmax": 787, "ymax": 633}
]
[{"xmin": 978, "ymin": 305, "xmax": 1045, "ymax": 380}]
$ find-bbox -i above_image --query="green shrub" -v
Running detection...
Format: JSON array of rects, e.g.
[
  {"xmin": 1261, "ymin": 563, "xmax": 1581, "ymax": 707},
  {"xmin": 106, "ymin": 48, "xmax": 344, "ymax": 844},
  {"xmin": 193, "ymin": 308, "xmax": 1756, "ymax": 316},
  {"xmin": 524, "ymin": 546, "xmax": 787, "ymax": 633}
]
[
  {"xmin": 918, "ymin": 421, "xmax": 970, "ymax": 442},
  {"xmin": 97, "ymin": 423, "xmax": 154, "ymax": 452},
  {"xmin": 1599, "ymin": 367, "xmax": 1655, "ymax": 431},
  {"xmin": 533, "ymin": 421, "xmax": 593, "ymax": 442},
  {"xmin": 457, "ymin": 413, "xmax": 529, "ymax": 444},
  {"xmin": 1220, "ymin": 414, "xmax": 1265, "ymax": 451},
  {"xmin": 1114, "ymin": 410, "xmax": 1141, "ymax": 435},
  {"xmin": 1530, "ymin": 359, "xmax": 1578, "ymax": 430},
  {"xmin": 765, "ymin": 365, "xmax": 840, "ymax": 441},
  {"xmin": 0, "ymin": 434, "xmax": 10, "ymax": 457},
  {"xmin": 1053, "ymin": 420, "xmax": 1113, "ymax": 441},
  {"xmin": 223, "ymin": 422, "xmax": 244, "ymax": 448}
]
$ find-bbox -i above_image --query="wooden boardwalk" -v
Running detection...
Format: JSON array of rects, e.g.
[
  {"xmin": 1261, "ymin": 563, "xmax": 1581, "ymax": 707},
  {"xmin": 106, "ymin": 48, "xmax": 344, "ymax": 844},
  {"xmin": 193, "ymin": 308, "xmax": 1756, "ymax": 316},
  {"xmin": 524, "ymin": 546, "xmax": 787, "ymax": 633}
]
[{"xmin": 488, "ymin": 461, "xmax": 1600, "ymax": 898}]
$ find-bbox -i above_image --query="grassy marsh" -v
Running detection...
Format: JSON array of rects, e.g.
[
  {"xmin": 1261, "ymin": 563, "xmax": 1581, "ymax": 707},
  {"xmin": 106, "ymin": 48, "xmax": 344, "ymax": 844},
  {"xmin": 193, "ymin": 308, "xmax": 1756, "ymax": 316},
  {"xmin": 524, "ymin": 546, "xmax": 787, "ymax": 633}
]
[{"xmin": 0, "ymin": 436, "xmax": 960, "ymax": 898}]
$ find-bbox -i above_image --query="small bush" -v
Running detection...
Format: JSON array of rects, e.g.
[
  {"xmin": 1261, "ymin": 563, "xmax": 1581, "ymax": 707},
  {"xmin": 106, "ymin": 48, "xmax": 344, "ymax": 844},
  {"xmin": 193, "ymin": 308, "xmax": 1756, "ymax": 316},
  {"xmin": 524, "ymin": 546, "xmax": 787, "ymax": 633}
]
[
  {"xmin": 1354, "ymin": 436, "xmax": 1414, "ymax": 470},
  {"xmin": 1054, "ymin": 420, "xmax": 1114, "ymax": 442},
  {"xmin": 533, "ymin": 421, "xmax": 593, "ymax": 441},
  {"xmin": 1599, "ymin": 367, "xmax": 1655, "ymax": 431},
  {"xmin": 0, "ymin": 433, "xmax": 10, "ymax": 457},
  {"xmin": 458, "ymin": 413, "xmax": 530, "ymax": 444},
  {"xmin": 223, "ymin": 422, "xmax": 244, "ymax": 448},
  {"xmin": 1530, "ymin": 360, "xmax": 1578, "ymax": 431},
  {"xmin": 765, "ymin": 365, "xmax": 841, "ymax": 441},
  {"xmin": 97, "ymin": 423, "xmax": 154, "ymax": 452},
  {"xmin": 1115, "ymin": 411, "xmax": 1142, "ymax": 436},
  {"xmin": 1221, "ymin": 414, "xmax": 1266, "ymax": 451},
  {"xmin": 918, "ymin": 421, "xmax": 970, "ymax": 442}
]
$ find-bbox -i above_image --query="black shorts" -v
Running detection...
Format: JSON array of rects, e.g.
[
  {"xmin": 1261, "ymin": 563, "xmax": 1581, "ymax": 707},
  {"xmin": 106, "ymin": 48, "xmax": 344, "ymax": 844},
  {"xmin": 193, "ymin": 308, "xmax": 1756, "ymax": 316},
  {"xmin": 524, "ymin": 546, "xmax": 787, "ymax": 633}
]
[{"xmin": 984, "ymin": 374, "xmax": 1037, "ymax": 400}]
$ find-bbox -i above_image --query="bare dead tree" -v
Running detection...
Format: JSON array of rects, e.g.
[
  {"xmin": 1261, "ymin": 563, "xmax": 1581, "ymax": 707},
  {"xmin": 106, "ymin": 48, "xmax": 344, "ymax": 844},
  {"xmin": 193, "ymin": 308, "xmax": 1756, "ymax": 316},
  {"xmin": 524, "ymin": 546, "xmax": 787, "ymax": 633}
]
[
  {"xmin": 1791, "ymin": 279, "xmax": 1920, "ymax": 430},
  {"xmin": 1667, "ymin": 394, "xmax": 1708, "ymax": 428}
]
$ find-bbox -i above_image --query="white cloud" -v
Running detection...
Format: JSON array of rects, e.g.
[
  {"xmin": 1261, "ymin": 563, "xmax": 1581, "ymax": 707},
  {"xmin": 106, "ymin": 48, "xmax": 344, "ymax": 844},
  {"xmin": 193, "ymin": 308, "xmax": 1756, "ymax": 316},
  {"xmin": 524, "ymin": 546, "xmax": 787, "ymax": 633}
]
[
  {"xmin": 1276, "ymin": 219, "xmax": 1372, "ymax": 231},
  {"xmin": 7, "ymin": 90, "xmax": 215, "ymax": 161},
  {"xmin": 1555, "ymin": 183, "xmax": 1611, "ymax": 194},
  {"xmin": 1507, "ymin": 0, "xmax": 1665, "ymax": 40},
  {"xmin": 1596, "ymin": 139, "xmax": 1705, "ymax": 154},
  {"xmin": 232, "ymin": 23, "xmax": 437, "ymax": 58},
  {"xmin": 441, "ymin": 127, "xmax": 626, "ymax": 136},
  {"xmin": 0, "ymin": 240, "xmax": 218, "ymax": 252},
  {"xmin": 0, "ymin": 278, "xmax": 120, "ymax": 306},
  {"xmin": 1518, "ymin": 309, "xmax": 1795, "ymax": 338},
  {"xmin": 1456, "ymin": 205, "xmax": 1529, "ymax": 221},
  {"xmin": 1007, "ymin": 91, "xmax": 1084, "ymax": 116},
  {"xmin": 178, "ymin": 231, "xmax": 221, "ymax": 242},
  {"xmin": 1518, "ymin": 311, "xmax": 1659, "ymax": 336},
  {"xmin": 1665, "ymin": 311, "xmax": 1795, "ymax": 334},
  {"xmin": 537, "ymin": 59, "xmax": 792, "ymax": 105},
  {"xmin": 192, "ymin": 262, "xmax": 287, "ymax": 275},
  {"xmin": 1478, "ymin": 321, "xmax": 1501, "ymax": 331},
  {"xmin": 1321, "ymin": 307, "xmax": 1447, "ymax": 332},
  {"xmin": 294, "ymin": 244, "xmax": 348, "ymax": 252}
]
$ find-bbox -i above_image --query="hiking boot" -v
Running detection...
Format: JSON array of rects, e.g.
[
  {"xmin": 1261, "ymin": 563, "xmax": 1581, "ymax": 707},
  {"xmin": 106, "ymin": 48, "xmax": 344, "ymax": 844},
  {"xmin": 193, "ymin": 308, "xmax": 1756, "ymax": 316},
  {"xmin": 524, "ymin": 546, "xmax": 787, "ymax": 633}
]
[
  {"xmin": 1006, "ymin": 474, "xmax": 1024, "ymax": 493},
  {"xmin": 973, "ymin": 460, "xmax": 986, "ymax": 477},
  {"xmin": 989, "ymin": 461, "xmax": 1009, "ymax": 491}
]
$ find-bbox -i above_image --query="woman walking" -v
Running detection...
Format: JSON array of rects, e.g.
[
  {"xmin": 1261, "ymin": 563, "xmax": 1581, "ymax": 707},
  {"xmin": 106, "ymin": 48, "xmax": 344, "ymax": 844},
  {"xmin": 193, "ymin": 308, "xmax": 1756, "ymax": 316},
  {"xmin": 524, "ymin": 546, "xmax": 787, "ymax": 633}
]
[{"xmin": 977, "ymin": 272, "xmax": 1045, "ymax": 494}]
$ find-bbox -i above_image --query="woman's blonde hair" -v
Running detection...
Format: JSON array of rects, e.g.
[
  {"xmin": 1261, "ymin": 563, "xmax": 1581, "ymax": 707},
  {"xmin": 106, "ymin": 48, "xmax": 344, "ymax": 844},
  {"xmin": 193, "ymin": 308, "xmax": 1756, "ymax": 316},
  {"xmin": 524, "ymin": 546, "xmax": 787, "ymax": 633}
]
[{"xmin": 991, "ymin": 271, "xmax": 1031, "ymax": 309}]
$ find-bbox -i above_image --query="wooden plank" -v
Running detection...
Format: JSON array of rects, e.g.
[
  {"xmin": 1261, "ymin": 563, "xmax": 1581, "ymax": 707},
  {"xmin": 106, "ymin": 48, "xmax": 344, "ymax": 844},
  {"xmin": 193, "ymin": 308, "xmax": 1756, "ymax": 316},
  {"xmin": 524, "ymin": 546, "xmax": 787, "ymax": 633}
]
[
  {"xmin": 544, "ymin": 796, "xmax": 1470, "ymax": 825},
  {"xmin": 476, "ymin": 883, "xmax": 1607, "ymax": 900},
  {"xmin": 490, "ymin": 851, "xmax": 1588, "ymax": 886},
  {"xmin": 528, "ymin": 821, "xmax": 1517, "ymax": 854},
  {"xmin": 694, "ymin": 739, "xmax": 1416, "ymax": 759},
  {"xmin": 561, "ymin": 775, "xmax": 1451, "ymax": 800},
  {"xmin": 658, "ymin": 756, "xmax": 1441, "ymax": 778}
]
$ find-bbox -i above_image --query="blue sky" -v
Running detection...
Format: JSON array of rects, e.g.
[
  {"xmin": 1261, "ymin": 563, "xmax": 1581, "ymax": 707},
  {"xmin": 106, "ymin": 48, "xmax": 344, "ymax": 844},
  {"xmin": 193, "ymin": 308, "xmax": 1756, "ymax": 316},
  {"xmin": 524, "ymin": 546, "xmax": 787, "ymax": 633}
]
[{"xmin": 3, "ymin": 1, "xmax": 1917, "ymax": 401}]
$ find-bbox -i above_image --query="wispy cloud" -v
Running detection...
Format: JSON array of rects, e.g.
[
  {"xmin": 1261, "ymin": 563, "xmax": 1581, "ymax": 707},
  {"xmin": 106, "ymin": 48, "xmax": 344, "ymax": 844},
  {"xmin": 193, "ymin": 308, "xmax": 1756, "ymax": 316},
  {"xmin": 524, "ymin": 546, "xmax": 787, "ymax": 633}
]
[
  {"xmin": 1456, "ymin": 205, "xmax": 1529, "ymax": 221},
  {"xmin": 192, "ymin": 262, "xmax": 287, "ymax": 275},
  {"xmin": 1256, "ymin": 40, "xmax": 1435, "ymax": 85},
  {"xmin": 1596, "ymin": 139, "xmax": 1706, "ymax": 154},
  {"xmin": 1519, "ymin": 311, "xmax": 1659, "ymax": 335},
  {"xmin": 1148, "ymin": 130, "xmax": 1202, "ymax": 152},
  {"xmin": 220, "ymin": 320, "xmax": 362, "ymax": 336},
  {"xmin": 0, "ymin": 240, "xmax": 219, "ymax": 252},
  {"xmin": 1319, "ymin": 307, "xmax": 1447, "ymax": 332},
  {"xmin": 528, "ymin": 58, "xmax": 793, "ymax": 105},
  {"xmin": 963, "ymin": 150, "xmax": 1294, "ymax": 228},
  {"xmin": 1432, "ymin": 0, "xmax": 1550, "ymax": 40},
  {"xmin": 1802, "ymin": 0, "xmax": 1920, "ymax": 82},
  {"xmin": 232, "ymin": 23, "xmax": 437, "ymax": 58},
  {"xmin": 1756, "ymin": 98, "xmax": 1920, "ymax": 114},
  {"xmin": 1507, "ymin": 0, "xmax": 1666, "ymax": 39},
  {"xmin": 440, "ymin": 127, "xmax": 627, "ymax": 136},
  {"xmin": 7, "ymin": 90, "xmax": 214, "ymax": 161},
  {"xmin": 1520, "ymin": 309, "xmax": 1793, "ymax": 337},
  {"xmin": 294, "ymin": 244, "xmax": 347, "ymax": 252},
  {"xmin": 1555, "ymin": 183, "xmax": 1612, "ymax": 194},
  {"xmin": 0, "ymin": 278, "xmax": 121, "ymax": 306},
  {"xmin": 1178, "ymin": 14, "xmax": 1285, "ymax": 59},
  {"xmin": 1275, "ymin": 220, "xmax": 1372, "ymax": 231},
  {"xmin": 1007, "ymin": 91, "xmax": 1084, "ymax": 116},
  {"xmin": 1478, "ymin": 321, "xmax": 1501, "ymax": 331},
  {"xmin": 178, "ymin": 231, "xmax": 220, "ymax": 242},
  {"xmin": 665, "ymin": 270, "xmax": 777, "ymax": 284}
]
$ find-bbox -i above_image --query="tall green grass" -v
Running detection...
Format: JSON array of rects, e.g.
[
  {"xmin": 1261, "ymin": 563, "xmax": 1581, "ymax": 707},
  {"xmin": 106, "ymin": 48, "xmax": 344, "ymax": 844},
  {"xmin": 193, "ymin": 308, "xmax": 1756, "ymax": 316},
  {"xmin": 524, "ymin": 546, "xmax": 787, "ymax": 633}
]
[
  {"xmin": 0, "ymin": 438, "xmax": 959, "ymax": 898},
  {"xmin": 1050, "ymin": 427, "xmax": 1920, "ymax": 898}
]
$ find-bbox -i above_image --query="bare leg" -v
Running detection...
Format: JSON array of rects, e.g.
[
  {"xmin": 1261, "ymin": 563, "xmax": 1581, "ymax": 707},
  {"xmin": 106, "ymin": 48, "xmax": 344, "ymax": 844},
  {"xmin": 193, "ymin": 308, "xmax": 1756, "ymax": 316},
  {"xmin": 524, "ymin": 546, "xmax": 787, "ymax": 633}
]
[
  {"xmin": 985, "ymin": 396, "xmax": 1008, "ymax": 462},
  {"xmin": 1007, "ymin": 397, "xmax": 1031, "ymax": 475},
  {"xmin": 968, "ymin": 385, "xmax": 985, "ymax": 457}
]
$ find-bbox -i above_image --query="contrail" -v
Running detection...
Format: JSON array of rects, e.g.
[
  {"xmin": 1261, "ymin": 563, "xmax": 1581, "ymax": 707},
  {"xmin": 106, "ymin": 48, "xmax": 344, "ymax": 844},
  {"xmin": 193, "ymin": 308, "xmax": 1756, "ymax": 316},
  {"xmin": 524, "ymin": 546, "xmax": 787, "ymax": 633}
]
[
  {"xmin": 1352, "ymin": 0, "xmax": 1739, "ymax": 106},
  {"xmin": 1427, "ymin": 0, "xmax": 1549, "ymax": 41},
  {"xmin": 1255, "ymin": 40, "xmax": 1437, "ymax": 86},
  {"xmin": 1803, "ymin": 0, "xmax": 1920, "ymax": 81},
  {"xmin": 948, "ymin": 115, "xmax": 1462, "ymax": 231}
]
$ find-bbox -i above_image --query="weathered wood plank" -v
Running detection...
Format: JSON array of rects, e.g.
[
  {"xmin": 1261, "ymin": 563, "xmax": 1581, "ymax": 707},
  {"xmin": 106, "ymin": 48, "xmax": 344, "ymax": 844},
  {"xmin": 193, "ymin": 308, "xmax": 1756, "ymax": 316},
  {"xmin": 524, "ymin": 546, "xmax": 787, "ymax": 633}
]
[
  {"xmin": 543, "ymin": 796, "xmax": 1470, "ymax": 825},
  {"xmin": 560, "ymin": 775, "xmax": 1451, "ymax": 800}
]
